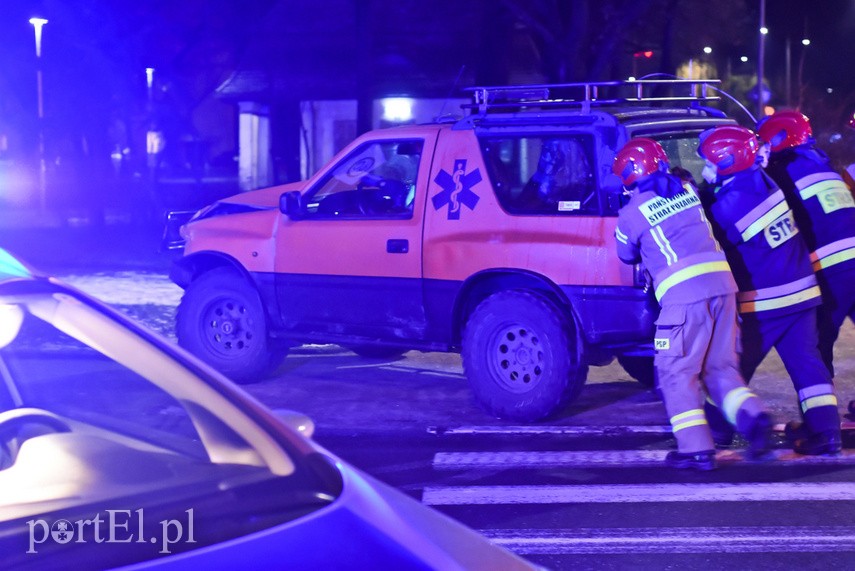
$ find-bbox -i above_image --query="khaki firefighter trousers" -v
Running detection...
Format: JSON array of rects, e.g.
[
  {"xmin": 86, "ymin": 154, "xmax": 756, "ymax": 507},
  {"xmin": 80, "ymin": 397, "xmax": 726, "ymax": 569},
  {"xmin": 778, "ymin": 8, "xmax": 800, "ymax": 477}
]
[{"xmin": 654, "ymin": 294, "xmax": 765, "ymax": 453}]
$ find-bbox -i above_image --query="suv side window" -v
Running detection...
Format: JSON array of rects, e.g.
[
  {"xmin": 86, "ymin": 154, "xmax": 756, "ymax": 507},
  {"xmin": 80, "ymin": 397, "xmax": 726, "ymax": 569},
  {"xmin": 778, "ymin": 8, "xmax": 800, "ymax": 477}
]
[
  {"xmin": 479, "ymin": 135, "xmax": 598, "ymax": 215},
  {"xmin": 303, "ymin": 139, "xmax": 423, "ymax": 219}
]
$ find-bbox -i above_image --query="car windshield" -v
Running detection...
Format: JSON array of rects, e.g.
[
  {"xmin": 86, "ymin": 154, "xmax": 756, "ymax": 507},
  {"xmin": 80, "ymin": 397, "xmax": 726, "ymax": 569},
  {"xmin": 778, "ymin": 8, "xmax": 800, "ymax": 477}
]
[
  {"xmin": 0, "ymin": 278, "xmax": 341, "ymax": 566},
  {"xmin": 652, "ymin": 131, "xmax": 709, "ymax": 185}
]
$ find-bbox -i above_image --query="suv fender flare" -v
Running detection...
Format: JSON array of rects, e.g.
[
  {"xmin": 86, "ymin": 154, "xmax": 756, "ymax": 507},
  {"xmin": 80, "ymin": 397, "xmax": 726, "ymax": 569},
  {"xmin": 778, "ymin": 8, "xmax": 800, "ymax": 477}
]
[
  {"xmin": 453, "ymin": 269, "xmax": 586, "ymax": 360},
  {"xmin": 170, "ymin": 251, "xmax": 253, "ymax": 290}
]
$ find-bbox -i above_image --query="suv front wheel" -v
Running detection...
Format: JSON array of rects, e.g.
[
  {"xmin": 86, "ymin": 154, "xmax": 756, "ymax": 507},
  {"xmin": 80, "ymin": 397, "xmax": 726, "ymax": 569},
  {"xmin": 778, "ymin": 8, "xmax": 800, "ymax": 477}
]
[
  {"xmin": 462, "ymin": 290, "xmax": 587, "ymax": 422},
  {"xmin": 176, "ymin": 267, "xmax": 286, "ymax": 383}
]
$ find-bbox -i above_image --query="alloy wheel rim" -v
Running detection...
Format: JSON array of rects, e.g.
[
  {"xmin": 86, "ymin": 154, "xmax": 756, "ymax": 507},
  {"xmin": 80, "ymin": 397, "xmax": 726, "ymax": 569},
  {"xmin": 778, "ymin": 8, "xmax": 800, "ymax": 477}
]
[
  {"xmin": 201, "ymin": 296, "xmax": 255, "ymax": 358},
  {"xmin": 488, "ymin": 323, "xmax": 545, "ymax": 393}
]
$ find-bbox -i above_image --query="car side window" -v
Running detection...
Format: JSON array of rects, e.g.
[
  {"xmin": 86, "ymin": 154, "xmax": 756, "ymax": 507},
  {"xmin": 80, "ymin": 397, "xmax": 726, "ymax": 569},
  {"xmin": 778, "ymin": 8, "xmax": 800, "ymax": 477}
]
[
  {"xmin": 479, "ymin": 135, "xmax": 598, "ymax": 215},
  {"xmin": 303, "ymin": 140, "xmax": 423, "ymax": 219}
]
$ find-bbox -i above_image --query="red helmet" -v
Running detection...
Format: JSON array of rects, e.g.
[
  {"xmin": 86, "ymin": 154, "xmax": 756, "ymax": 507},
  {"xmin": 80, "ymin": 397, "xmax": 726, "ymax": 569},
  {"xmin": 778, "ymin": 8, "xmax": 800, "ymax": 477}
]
[
  {"xmin": 613, "ymin": 138, "xmax": 669, "ymax": 186},
  {"xmin": 698, "ymin": 125, "xmax": 759, "ymax": 176},
  {"xmin": 756, "ymin": 110, "xmax": 812, "ymax": 152}
]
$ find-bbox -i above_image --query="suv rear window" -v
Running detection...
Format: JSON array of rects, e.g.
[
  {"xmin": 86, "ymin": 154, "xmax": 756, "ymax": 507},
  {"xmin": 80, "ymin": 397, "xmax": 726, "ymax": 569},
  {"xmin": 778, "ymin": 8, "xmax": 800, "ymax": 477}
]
[{"xmin": 479, "ymin": 135, "xmax": 598, "ymax": 215}]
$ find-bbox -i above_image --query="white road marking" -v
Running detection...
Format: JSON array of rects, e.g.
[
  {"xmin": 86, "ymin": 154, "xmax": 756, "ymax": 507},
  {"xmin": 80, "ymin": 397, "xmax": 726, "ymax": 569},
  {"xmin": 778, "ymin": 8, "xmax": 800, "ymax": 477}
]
[
  {"xmin": 422, "ymin": 482, "xmax": 855, "ymax": 505},
  {"xmin": 433, "ymin": 448, "xmax": 855, "ymax": 469},
  {"xmin": 480, "ymin": 526, "xmax": 855, "ymax": 554},
  {"xmin": 430, "ymin": 422, "xmax": 855, "ymax": 436},
  {"xmin": 427, "ymin": 425, "xmax": 673, "ymax": 435}
]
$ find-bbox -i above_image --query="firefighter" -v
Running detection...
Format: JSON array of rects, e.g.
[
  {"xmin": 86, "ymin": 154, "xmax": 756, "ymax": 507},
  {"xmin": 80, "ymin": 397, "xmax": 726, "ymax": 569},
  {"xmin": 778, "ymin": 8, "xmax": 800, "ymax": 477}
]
[
  {"xmin": 698, "ymin": 125, "xmax": 842, "ymax": 455},
  {"xmin": 758, "ymin": 110, "xmax": 855, "ymax": 427},
  {"xmin": 613, "ymin": 138, "xmax": 771, "ymax": 470}
]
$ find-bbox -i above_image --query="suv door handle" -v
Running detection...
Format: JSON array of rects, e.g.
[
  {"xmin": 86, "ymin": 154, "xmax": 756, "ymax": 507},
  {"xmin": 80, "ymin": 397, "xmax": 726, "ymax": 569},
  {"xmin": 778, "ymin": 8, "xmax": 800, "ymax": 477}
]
[{"xmin": 386, "ymin": 239, "xmax": 409, "ymax": 254}]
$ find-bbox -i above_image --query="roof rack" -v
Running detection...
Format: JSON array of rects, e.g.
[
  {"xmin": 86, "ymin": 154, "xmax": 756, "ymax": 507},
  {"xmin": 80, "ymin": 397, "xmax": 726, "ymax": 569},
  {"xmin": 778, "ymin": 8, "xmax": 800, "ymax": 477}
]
[{"xmin": 464, "ymin": 79, "xmax": 721, "ymax": 113}]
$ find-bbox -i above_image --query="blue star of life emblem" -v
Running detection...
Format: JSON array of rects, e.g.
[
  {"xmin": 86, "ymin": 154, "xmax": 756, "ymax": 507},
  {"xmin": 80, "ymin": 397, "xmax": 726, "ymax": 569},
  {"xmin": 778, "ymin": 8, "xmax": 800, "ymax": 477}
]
[{"xmin": 432, "ymin": 159, "xmax": 481, "ymax": 220}]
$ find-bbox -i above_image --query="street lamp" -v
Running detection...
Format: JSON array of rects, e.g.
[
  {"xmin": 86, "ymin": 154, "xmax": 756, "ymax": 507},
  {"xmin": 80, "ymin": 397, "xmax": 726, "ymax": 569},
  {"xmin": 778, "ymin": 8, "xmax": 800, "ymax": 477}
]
[{"xmin": 29, "ymin": 17, "xmax": 48, "ymax": 210}]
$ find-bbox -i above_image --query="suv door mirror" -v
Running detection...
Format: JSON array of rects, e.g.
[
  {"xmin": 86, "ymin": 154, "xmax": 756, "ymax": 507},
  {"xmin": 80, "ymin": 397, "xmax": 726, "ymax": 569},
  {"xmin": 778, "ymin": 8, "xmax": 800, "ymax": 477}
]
[{"xmin": 280, "ymin": 191, "xmax": 303, "ymax": 219}]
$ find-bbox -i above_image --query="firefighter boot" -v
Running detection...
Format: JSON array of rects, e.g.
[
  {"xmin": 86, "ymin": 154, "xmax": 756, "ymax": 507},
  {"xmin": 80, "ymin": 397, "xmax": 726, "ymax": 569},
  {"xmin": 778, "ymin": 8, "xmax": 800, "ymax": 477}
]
[
  {"xmin": 793, "ymin": 430, "xmax": 843, "ymax": 456},
  {"xmin": 665, "ymin": 450, "xmax": 717, "ymax": 471},
  {"xmin": 745, "ymin": 412, "xmax": 773, "ymax": 459},
  {"xmin": 784, "ymin": 420, "xmax": 809, "ymax": 443}
]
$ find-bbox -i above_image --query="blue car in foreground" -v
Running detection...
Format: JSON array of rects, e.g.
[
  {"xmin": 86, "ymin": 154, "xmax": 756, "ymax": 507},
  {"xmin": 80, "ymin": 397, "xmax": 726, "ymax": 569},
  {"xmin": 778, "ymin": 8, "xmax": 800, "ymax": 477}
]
[{"xmin": 0, "ymin": 250, "xmax": 535, "ymax": 570}]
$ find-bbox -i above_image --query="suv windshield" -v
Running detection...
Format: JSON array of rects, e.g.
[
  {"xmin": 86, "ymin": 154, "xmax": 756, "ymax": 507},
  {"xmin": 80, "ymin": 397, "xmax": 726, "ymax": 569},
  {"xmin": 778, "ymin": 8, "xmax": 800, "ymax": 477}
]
[
  {"xmin": 304, "ymin": 139, "xmax": 423, "ymax": 219},
  {"xmin": 651, "ymin": 131, "xmax": 708, "ymax": 186}
]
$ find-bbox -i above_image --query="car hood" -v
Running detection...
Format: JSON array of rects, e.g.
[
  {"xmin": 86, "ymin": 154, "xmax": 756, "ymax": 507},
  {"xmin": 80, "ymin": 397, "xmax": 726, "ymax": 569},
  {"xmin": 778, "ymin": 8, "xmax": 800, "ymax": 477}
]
[
  {"xmin": 121, "ymin": 456, "xmax": 536, "ymax": 570},
  {"xmin": 218, "ymin": 182, "xmax": 305, "ymax": 208}
]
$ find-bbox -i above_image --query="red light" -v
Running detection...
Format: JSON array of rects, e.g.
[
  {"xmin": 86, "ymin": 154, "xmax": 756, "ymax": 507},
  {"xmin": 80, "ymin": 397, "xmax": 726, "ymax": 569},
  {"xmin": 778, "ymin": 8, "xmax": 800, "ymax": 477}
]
[{"xmin": 633, "ymin": 50, "xmax": 654, "ymax": 58}]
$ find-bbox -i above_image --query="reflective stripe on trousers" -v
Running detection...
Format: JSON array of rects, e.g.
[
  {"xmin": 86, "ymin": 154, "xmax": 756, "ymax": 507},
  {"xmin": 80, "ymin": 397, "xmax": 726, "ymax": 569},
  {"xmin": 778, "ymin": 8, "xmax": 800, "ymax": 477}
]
[
  {"xmin": 798, "ymin": 383, "xmax": 838, "ymax": 414},
  {"xmin": 670, "ymin": 409, "xmax": 708, "ymax": 433}
]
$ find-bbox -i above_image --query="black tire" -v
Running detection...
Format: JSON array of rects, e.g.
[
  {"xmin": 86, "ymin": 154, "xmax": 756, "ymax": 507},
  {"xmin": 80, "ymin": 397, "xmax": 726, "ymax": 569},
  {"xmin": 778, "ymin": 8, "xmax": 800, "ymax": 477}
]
[
  {"xmin": 176, "ymin": 267, "xmax": 286, "ymax": 383},
  {"xmin": 462, "ymin": 290, "xmax": 587, "ymax": 422},
  {"xmin": 618, "ymin": 355, "xmax": 656, "ymax": 388},
  {"xmin": 346, "ymin": 345, "xmax": 407, "ymax": 359}
]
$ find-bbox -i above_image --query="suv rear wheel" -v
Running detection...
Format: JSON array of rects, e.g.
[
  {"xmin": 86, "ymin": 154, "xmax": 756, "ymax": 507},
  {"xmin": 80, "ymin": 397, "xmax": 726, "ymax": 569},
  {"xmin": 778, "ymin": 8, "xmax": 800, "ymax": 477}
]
[
  {"xmin": 176, "ymin": 267, "xmax": 286, "ymax": 383},
  {"xmin": 462, "ymin": 290, "xmax": 587, "ymax": 421}
]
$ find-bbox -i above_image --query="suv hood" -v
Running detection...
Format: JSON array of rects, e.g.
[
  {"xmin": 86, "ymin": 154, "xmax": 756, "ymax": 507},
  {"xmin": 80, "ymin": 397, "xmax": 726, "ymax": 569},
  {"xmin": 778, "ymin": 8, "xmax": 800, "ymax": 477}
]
[{"xmin": 219, "ymin": 182, "xmax": 306, "ymax": 208}]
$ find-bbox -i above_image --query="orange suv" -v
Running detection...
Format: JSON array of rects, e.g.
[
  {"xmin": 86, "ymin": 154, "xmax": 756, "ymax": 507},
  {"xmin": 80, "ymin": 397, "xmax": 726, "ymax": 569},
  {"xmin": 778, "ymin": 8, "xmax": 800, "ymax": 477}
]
[{"xmin": 169, "ymin": 80, "xmax": 736, "ymax": 421}]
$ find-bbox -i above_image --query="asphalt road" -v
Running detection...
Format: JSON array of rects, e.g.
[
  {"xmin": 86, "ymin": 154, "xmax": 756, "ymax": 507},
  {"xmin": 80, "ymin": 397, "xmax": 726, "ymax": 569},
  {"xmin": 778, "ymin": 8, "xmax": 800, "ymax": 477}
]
[
  {"xmin": 4, "ymin": 222, "xmax": 855, "ymax": 569},
  {"xmin": 316, "ymin": 429, "xmax": 855, "ymax": 570},
  {"xmin": 49, "ymin": 266, "xmax": 855, "ymax": 570}
]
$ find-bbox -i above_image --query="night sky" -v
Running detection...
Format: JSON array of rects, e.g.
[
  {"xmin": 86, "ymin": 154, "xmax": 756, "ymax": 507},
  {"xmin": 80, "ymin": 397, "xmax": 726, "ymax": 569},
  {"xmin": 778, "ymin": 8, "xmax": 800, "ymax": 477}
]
[
  {"xmin": 3, "ymin": 0, "xmax": 855, "ymax": 159},
  {"xmin": 764, "ymin": 0, "xmax": 855, "ymax": 92},
  {"xmin": 3, "ymin": 1, "xmax": 855, "ymax": 99}
]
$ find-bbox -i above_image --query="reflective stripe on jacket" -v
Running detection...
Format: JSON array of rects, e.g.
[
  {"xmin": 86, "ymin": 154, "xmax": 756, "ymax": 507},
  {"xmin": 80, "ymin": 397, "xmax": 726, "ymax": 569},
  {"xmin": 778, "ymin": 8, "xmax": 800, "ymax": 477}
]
[
  {"xmin": 706, "ymin": 166, "xmax": 820, "ymax": 317},
  {"xmin": 766, "ymin": 145, "xmax": 855, "ymax": 276},
  {"xmin": 615, "ymin": 172, "xmax": 736, "ymax": 305}
]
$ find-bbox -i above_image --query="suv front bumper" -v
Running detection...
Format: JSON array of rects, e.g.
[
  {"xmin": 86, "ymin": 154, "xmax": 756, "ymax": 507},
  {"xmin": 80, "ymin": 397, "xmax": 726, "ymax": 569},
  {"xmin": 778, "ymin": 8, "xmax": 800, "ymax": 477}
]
[{"xmin": 161, "ymin": 210, "xmax": 196, "ymax": 251}]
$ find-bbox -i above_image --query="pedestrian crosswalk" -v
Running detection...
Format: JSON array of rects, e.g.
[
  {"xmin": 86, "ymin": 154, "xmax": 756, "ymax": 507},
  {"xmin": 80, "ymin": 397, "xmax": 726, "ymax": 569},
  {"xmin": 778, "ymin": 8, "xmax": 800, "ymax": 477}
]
[
  {"xmin": 432, "ymin": 448, "xmax": 855, "ymax": 470},
  {"xmin": 424, "ymin": 481, "xmax": 855, "ymax": 505},
  {"xmin": 404, "ymin": 424, "xmax": 855, "ymax": 564},
  {"xmin": 480, "ymin": 526, "xmax": 855, "ymax": 555}
]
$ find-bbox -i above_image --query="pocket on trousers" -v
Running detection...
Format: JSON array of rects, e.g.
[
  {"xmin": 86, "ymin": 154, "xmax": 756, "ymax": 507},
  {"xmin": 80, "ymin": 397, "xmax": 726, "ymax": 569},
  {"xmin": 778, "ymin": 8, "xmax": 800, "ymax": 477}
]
[{"xmin": 654, "ymin": 305, "xmax": 686, "ymax": 357}]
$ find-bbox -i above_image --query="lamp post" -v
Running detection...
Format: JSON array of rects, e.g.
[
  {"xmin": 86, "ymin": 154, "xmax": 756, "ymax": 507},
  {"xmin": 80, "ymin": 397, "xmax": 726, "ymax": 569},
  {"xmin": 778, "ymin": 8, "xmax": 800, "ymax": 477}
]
[
  {"xmin": 702, "ymin": 46, "xmax": 712, "ymax": 80},
  {"xmin": 757, "ymin": 0, "xmax": 767, "ymax": 119},
  {"xmin": 145, "ymin": 67, "xmax": 154, "ymax": 102},
  {"xmin": 797, "ymin": 38, "xmax": 810, "ymax": 109},
  {"xmin": 29, "ymin": 17, "xmax": 48, "ymax": 211}
]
